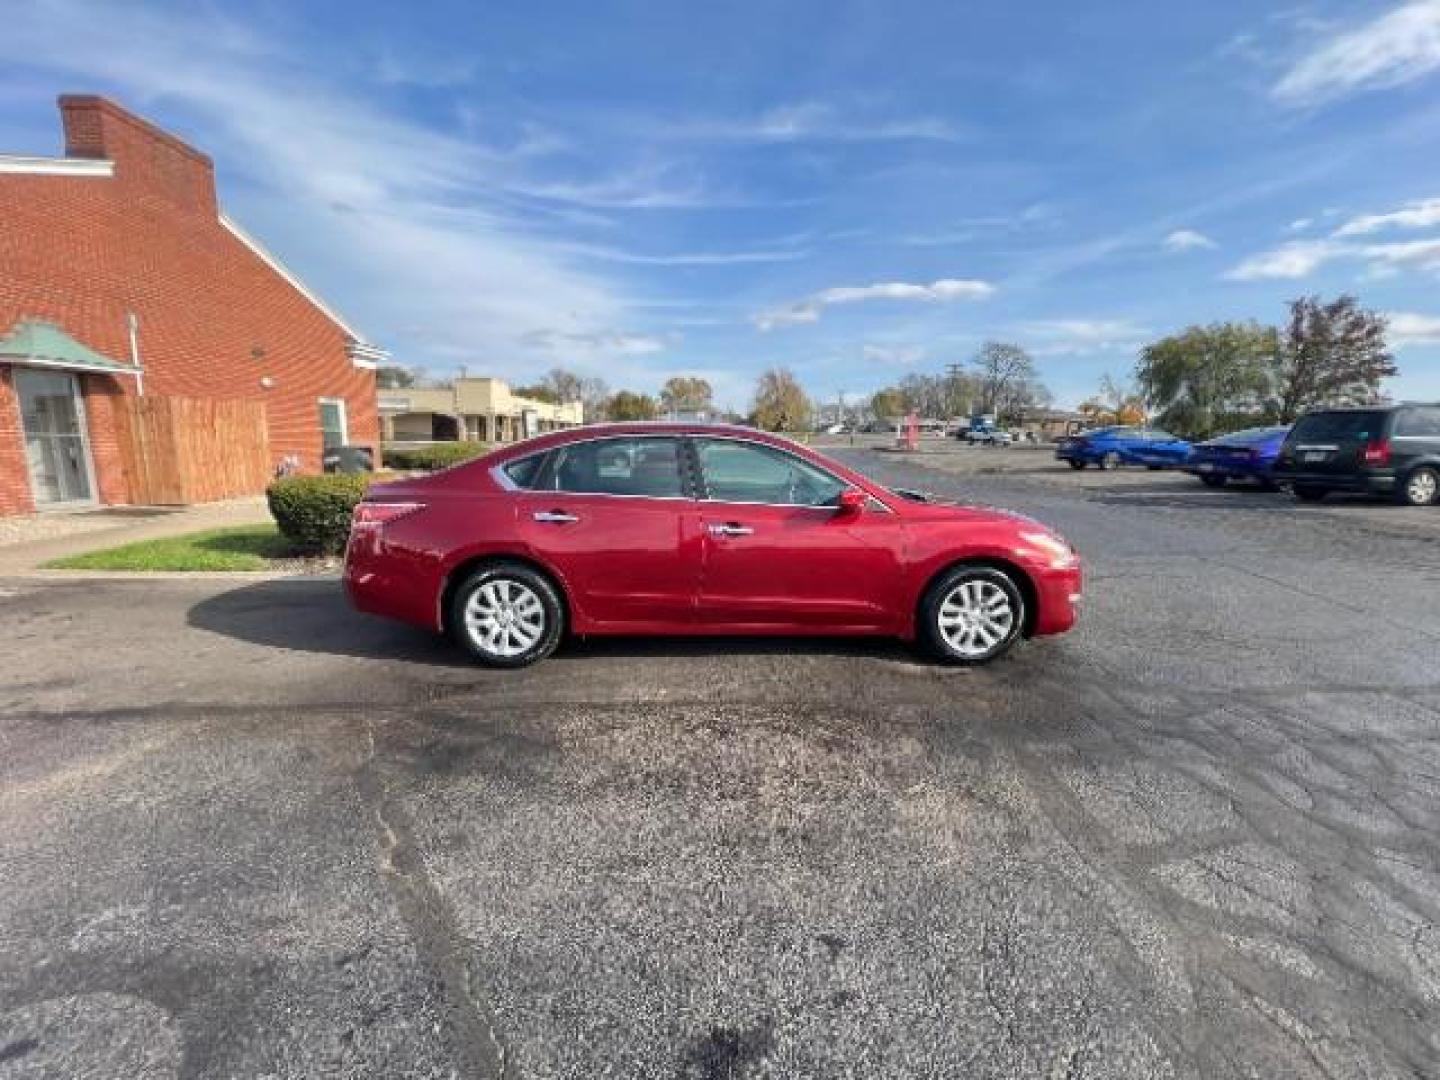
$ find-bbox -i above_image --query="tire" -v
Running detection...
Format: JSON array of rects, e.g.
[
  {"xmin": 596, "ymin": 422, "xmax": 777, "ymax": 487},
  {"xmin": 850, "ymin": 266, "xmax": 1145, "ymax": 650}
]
[
  {"xmin": 1399, "ymin": 466, "xmax": 1440, "ymax": 507},
  {"xmin": 1100, "ymin": 452, "xmax": 1122, "ymax": 471},
  {"xmin": 919, "ymin": 565, "xmax": 1026, "ymax": 665},
  {"xmin": 1199, "ymin": 474, "xmax": 1227, "ymax": 488},
  {"xmin": 1292, "ymin": 485, "xmax": 1328, "ymax": 503},
  {"xmin": 1067, "ymin": 460, "xmax": 1086, "ymax": 471},
  {"xmin": 1146, "ymin": 465, "xmax": 1164, "ymax": 472},
  {"xmin": 448, "ymin": 562, "xmax": 564, "ymax": 668}
]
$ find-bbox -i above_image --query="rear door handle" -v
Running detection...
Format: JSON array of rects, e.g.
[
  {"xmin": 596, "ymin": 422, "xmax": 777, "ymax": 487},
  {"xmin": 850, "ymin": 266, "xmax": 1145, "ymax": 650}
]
[
  {"xmin": 533, "ymin": 510, "xmax": 579, "ymax": 524},
  {"xmin": 708, "ymin": 522, "xmax": 754, "ymax": 537}
]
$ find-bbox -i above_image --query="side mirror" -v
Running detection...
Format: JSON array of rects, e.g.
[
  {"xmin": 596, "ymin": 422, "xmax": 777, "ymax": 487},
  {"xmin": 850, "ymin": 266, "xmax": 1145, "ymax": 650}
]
[{"xmin": 836, "ymin": 488, "xmax": 868, "ymax": 514}]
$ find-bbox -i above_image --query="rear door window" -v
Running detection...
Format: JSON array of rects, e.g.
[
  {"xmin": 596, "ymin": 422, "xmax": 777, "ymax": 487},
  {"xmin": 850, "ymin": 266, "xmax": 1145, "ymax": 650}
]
[
  {"xmin": 546, "ymin": 437, "xmax": 685, "ymax": 498},
  {"xmin": 1289, "ymin": 411, "xmax": 1389, "ymax": 444},
  {"xmin": 502, "ymin": 453, "xmax": 547, "ymax": 490}
]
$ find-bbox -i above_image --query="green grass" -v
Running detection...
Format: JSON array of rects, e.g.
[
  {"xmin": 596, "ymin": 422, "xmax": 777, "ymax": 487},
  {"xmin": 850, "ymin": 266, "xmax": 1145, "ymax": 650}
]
[{"xmin": 46, "ymin": 524, "xmax": 300, "ymax": 571}]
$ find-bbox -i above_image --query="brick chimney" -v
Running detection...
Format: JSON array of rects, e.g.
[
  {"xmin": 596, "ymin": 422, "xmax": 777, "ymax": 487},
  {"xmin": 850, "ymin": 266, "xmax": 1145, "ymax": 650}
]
[{"xmin": 58, "ymin": 95, "xmax": 217, "ymax": 216}]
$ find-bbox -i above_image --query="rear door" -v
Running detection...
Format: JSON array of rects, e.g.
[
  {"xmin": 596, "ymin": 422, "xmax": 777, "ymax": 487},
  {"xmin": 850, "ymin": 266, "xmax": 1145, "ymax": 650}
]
[
  {"xmin": 1281, "ymin": 410, "xmax": 1391, "ymax": 476},
  {"xmin": 512, "ymin": 435, "xmax": 700, "ymax": 625},
  {"xmin": 690, "ymin": 437, "xmax": 903, "ymax": 629}
]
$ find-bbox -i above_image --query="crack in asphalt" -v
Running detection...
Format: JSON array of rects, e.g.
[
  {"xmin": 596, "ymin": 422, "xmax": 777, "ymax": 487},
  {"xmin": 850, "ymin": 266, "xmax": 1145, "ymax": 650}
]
[{"xmin": 354, "ymin": 719, "xmax": 512, "ymax": 1079}]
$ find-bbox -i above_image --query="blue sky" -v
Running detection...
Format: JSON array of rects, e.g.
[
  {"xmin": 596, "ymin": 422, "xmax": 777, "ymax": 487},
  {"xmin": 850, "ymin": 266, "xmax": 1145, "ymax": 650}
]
[{"xmin": 5, "ymin": 0, "xmax": 1440, "ymax": 410}]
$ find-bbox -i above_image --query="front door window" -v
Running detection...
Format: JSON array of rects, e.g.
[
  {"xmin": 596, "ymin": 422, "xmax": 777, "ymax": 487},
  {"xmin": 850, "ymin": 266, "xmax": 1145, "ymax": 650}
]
[{"xmin": 16, "ymin": 369, "xmax": 94, "ymax": 506}]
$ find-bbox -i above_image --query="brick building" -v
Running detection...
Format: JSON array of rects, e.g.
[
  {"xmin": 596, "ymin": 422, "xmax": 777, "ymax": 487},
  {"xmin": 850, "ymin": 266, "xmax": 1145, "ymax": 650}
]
[{"xmin": 0, "ymin": 95, "xmax": 382, "ymax": 516}]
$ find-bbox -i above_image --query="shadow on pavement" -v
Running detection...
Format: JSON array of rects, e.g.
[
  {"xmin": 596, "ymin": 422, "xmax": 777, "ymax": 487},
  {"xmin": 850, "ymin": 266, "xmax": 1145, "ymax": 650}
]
[{"xmin": 187, "ymin": 577, "xmax": 926, "ymax": 667}]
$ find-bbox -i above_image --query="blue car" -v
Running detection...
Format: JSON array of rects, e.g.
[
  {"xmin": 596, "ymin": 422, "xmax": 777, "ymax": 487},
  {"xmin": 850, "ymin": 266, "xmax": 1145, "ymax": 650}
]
[
  {"xmin": 1184, "ymin": 425, "xmax": 1291, "ymax": 489},
  {"xmin": 1055, "ymin": 426, "xmax": 1193, "ymax": 470}
]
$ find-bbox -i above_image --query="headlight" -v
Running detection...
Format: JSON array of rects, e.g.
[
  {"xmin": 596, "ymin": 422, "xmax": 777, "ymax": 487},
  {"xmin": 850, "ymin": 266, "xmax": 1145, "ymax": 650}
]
[{"xmin": 1020, "ymin": 530, "xmax": 1077, "ymax": 568}]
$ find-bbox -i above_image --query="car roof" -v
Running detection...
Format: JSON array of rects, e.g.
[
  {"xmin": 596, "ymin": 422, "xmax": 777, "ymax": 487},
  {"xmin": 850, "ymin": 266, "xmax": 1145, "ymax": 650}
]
[{"xmin": 488, "ymin": 422, "xmax": 805, "ymax": 459}]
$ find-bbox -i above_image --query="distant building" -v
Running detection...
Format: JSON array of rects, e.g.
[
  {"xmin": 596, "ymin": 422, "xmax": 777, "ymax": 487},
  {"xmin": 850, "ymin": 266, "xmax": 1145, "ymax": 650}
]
[
  {"xmin": 0, "ymin": 95, "xmax": 382, "ymax": 515},
  {"xmin": 380, "ymin": 377, "xmax": 583, "ymax": 444},
  {"xmin": 1014, "ymin": 409, "xmax": 1087, "ymax": 441}
]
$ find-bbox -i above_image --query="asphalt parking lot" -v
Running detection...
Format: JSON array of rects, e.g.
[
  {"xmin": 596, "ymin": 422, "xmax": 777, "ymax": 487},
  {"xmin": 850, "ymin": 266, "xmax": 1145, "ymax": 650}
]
[{"xmin": 2, "ymin": 450, "xmax": 1439, "ymax": 1079}]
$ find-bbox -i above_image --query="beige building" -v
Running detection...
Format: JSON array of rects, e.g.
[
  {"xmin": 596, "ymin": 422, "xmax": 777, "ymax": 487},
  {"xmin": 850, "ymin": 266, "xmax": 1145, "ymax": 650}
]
[{"xmin": 380, "ymin": 377, "xmax": 584, "ymax": 445}]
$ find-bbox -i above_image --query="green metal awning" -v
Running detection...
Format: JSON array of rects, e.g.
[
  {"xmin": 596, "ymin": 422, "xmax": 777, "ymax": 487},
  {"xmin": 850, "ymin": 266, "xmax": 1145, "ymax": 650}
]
[{"xmin": 0, "ymin": 319, "xmax": 142, "ymax": 377}]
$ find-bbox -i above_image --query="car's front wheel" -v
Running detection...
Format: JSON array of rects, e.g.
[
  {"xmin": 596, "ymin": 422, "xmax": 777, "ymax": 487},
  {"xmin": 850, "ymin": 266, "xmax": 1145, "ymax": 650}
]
[
  {"xmin": 1067, "ymin": 460, "xmax": 1086, "ymax": 470},
  {"xmin": 449, "ymin": 562, "xmax": 564, "ymax": 667},
  {"xmin": 919, "ymin": 566, "xmax": 1026, "ymax": 665}
]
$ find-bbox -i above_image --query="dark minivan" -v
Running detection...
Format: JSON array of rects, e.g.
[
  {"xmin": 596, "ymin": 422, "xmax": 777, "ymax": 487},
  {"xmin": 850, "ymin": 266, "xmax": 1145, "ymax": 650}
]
[{"xmin": 1272, "ymin": 404, "xmax": 1440, "ymax": 506}]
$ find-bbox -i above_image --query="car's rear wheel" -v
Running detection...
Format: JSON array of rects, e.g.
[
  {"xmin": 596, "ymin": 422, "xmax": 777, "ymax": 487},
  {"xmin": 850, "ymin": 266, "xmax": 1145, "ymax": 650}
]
[
  {"xmin": 1199, "ymin": 474, "xmax": 1227, "ymax": 488},
  {"xmin": 449, "ymin": 562, "xmax": 564, "ymax": 667},
  {"xmin": 1100, "ymin": 451, "xmax": 1122, "ymax": 470},
  {"xmin": 1292, "ymin": 485, "xmax": 1328, "ymax": 503},
  {"xmin": 1399, "ymin": 466, "xmax": 1439, "ymax": 507},
  {"xmin": 919, "ymin": 566, "xmax": 1025, "ymax": 665},
  {"xmin": 1067, "ymin": 460, "xmax": 1086, "ymax": 470}
]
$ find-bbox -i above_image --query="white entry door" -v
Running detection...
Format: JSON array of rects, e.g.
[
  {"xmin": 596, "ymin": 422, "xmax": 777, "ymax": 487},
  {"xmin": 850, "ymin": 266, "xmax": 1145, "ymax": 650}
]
[{"xmin": 16, "ymin": 369, "xmax": 95, "ymax": 506}]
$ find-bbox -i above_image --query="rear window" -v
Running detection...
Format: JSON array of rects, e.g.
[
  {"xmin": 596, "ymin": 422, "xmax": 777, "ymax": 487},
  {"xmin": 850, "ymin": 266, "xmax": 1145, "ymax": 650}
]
[
  {"xmin": 1289, "ymin": 411, "xmax": 1388, "ymax": 443},
  {"xmin": 1212, "ymin": 426, "xmax": 1286, "ymax": 446}
]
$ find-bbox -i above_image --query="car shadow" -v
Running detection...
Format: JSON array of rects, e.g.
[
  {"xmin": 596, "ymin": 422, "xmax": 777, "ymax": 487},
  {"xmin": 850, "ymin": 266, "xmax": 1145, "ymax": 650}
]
[{"xmin": 187, "ymin": 577, "xmax": 927, "ymax": 666}]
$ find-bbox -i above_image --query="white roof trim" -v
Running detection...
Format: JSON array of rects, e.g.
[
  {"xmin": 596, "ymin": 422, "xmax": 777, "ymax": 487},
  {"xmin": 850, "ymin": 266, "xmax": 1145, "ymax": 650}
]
[
  {"xmin": 219, "ymin": 212, "xmax": 379, "ymax": 351},
  {"xmin": 0, "ymin": 155, "xmax": 114, "ymax": 177}
]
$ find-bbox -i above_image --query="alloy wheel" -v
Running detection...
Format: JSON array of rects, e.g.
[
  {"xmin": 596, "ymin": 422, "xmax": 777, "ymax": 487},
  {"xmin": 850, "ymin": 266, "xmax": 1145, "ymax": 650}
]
[
  {"xmin": 463, "ymin": 578, "xmax": 546, "ymax": 658},
  {"xmin": 937, "ymin": 579, "xmax": 1017, "ymax": 659},
  {"xmin": 1407, "ymin": 468, "xmax": 1439, "ymax": 506}
]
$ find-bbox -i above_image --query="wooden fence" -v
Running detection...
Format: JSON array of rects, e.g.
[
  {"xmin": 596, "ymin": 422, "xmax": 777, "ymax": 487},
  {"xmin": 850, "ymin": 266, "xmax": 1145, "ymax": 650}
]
[{"xmin": 114, "ymin": 396, "xmax": 270, "ymax": 505}]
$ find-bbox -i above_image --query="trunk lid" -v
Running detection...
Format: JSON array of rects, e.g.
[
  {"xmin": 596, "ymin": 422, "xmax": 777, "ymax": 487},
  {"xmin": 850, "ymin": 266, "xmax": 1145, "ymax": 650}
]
[{"xmin": 1278, "ymin": 410, "xmax": 1390, "ymax": 475}]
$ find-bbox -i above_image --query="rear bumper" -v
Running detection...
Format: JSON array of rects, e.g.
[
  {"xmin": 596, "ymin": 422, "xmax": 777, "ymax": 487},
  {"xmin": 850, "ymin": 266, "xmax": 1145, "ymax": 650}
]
[
  {"xmin": 1184, "ymin": 461, "xmax": 1270, "ymax": 480},
  {"xmin": 1271, "ymin": 470, "xmax": 1396, "ymax": 493},
  {"xmin": 1032, "ymin": 563, "xmax": 1082, "ymax": 637}
]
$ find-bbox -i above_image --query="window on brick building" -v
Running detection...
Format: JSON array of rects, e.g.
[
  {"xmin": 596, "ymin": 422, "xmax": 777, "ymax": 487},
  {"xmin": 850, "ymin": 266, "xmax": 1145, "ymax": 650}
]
[{"xmin": 318, "ymin": 398, "xmax": 348, "ymax": 449}]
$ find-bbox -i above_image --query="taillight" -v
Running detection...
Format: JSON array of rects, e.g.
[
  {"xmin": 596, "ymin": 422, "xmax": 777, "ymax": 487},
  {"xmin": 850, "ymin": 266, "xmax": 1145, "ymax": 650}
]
[
  {"xmin": 351, "ymin": 501, "xmax": 424, "ymax": 532},
  {"xmin": 1362, "ymin": 439, "xmax": 1391, "ymax": 467}
]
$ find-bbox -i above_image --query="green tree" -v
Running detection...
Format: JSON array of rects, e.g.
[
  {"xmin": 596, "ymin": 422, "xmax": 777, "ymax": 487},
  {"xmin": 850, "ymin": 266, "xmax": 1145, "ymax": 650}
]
[
  {"xmin": 512, "ymin": 383, "xmax": 559, "ymax": 404},
  {"xmin": 660, "ymin": 376, "xmax": 714, "ymax": 416},
  {"xmin": 376, "ymin": 365, "xmax": 416, "ymax": 389},
  {"xmin": 1136, "ymin": 322, "xmax": 1276, "ymax": 438},
  {"xmin": 1273, "ymin": 295, "xmax": 1396, "ymax": 421},
  {"xmin": 870, "ymin": 387, "xmax": 906, "ymax": 420},
  {"xmin": 750, "ymin": 368, "xmax": 812, "ymax": 432},
  {"xmin": 605, "ymin": 390, "xmax": 660, "ymax": 421}
]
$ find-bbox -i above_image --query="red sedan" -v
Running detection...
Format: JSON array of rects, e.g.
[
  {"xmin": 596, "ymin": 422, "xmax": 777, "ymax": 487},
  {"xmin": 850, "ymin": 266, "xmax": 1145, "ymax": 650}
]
[{"xmin": 344, "ymin": 424, "xmax": 1081, "ymax": 667}]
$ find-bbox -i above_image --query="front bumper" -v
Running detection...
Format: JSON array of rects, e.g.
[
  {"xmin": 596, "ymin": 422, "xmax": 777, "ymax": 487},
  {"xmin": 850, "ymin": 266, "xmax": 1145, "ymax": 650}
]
[{"xmin": 1032, "ymin": 563, "xmax": 1082, "ymax": 636}]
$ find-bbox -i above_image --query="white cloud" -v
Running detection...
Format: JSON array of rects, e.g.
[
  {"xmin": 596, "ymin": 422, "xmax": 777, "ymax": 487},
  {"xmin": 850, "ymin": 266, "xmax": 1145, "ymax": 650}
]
[
  {"xmin": 555, "ymin": 242, "xmax": 807, "ymax": 266},
  {"xmin": 1163, "ymin": 229, "xmax": 1217, "ymax": 252},
  {"xmin": 1225, "ymin": 239, "xmax": 1346, "ymax": 280},
  {"xmin": 1024, "ymin": 319, "xmax": 1150, "ymax": 355},
  {"xmin": 861, "ymin": 343, "xmax": 927, "ymax": 366},
  {"xmin": 1334, "ymin": 196, "xmax": 1440, "ymax": 236},
  {"xmin": 1387, "ymin": 311, "xmax": 1440, "ymax": 346},
  {"xmin": 521, "ymin": 329, "xmax": 670, "ymax": 356},
  {"xmin": 1273, "ymin": 1, "xmax": 1440, "ymax": 106},
  {"xmin": 657, "ymin": 101, "xmax": 962, "ymax": 144},
  {"xmin": 1225, "ymin": 235, "xmax": 1440, "ymax": 280},
  {"xmin": 1289, "ymin": 217, "xmax": 1315, "ymax": 232},
  {"xmin": 754, "ymin": 278, "xmax": 995, "ymax": 331}
]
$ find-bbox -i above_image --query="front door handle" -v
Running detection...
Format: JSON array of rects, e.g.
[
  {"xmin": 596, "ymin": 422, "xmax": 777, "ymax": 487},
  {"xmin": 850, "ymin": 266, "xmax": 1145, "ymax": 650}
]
[
  {"xmin": 708, "ymin": 522, "xmax": 754, "ymax": 537},
  {"xmin": 533, "ymin": 510, "xmax": 579, "ymax": 524}
]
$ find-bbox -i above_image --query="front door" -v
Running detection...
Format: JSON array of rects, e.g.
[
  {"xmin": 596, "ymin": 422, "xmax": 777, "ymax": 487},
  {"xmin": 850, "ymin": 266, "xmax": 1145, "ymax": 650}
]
[
  {"xmin": 16, "ymin": 369, "xmax": 95, "ymax": 507},
  {"xmin": 691, "ymin": 437, "xmax": 902, "ymax": 630}
]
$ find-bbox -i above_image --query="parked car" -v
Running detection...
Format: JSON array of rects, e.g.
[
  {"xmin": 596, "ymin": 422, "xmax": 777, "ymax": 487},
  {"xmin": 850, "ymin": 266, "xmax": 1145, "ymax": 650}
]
[
  {"xmin": 1183, "ymin": 426, "xmax": 1290, "ymax": 489},
  {"xmin": 962, "ymin": 428, "xmax": 1012, "ymax": 446},
  {"xmin": 1055, "ymin": 426, "xmax": 1192, "ymax": 470},
  {"xmin": 344, "ymin": 423, "xmax": 1082, "ymax": 668},
  {"xmin": 1272, "ymin": 403, "xmax": 1440, "ymax": 506}
]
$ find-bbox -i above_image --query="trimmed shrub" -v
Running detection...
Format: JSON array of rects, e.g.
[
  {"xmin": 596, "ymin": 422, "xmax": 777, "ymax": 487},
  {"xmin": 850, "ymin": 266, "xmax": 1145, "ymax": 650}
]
[
  {"xmin": 266, "ymin": 473, "xmax": 372, "ymax": 555},
  {"xmin": 381, "ymin": 442, "xmax": 491, "ymax": 471}
]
